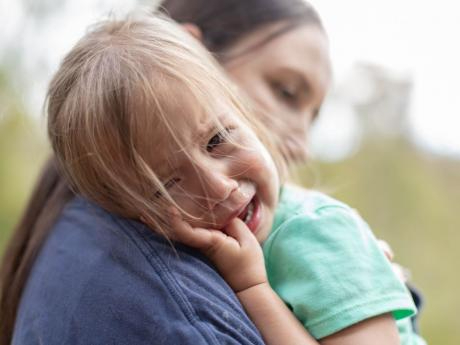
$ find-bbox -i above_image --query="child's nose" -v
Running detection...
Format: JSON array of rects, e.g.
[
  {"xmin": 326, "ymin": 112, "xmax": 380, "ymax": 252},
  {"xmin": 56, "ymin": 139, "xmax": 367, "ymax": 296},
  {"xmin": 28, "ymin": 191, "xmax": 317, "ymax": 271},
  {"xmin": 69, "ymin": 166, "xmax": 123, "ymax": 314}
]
[{"xmin": 201, "ymin": 169, "xmax": 238, "ymax": 209}]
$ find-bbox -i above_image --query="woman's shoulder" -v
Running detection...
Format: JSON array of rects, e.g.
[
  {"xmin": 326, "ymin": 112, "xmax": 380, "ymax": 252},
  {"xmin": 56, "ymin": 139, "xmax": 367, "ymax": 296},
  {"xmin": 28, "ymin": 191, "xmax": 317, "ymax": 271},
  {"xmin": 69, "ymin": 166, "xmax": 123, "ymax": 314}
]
[{"xmin": 13, "ymin": 197, "xmax": 264, "ymax": 345}]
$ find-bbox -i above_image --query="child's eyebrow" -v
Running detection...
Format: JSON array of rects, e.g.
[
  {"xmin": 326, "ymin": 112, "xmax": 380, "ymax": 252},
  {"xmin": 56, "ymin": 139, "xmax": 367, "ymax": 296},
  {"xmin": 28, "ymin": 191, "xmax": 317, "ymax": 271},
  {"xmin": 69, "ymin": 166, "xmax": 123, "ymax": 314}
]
[
  {"xmin": 155, "ymin": 114, "xmax": 230, "ymax": 175},
  {"xmin": 154, "ymin": 125, "xmax": 214, "ymax": 177},
  {"xmin": 195, "ymin": 123, "xmax": 217, "ymax": 143},
  {"xmin": 192, "ymin": 116, "xmax": 224, "ymax": 144}
]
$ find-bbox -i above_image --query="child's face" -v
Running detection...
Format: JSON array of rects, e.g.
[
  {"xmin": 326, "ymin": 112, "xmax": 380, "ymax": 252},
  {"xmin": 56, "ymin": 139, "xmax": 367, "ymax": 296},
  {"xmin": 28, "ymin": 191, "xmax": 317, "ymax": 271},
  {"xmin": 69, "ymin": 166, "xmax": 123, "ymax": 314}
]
[
  {"xmin": 152, "ymin": 97, "xmax": 279, "ymax": 242},
  {"xmin": 151, "ymin": 99, "xmax": 280, "ymax": 243}
]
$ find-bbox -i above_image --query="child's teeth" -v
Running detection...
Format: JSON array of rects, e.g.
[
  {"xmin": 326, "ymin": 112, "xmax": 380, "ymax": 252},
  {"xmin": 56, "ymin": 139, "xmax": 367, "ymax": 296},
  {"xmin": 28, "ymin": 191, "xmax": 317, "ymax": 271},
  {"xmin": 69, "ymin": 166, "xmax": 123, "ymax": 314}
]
[{"xmin": 244, "ymin": 201, "xmax": 254, "ymax": 223}]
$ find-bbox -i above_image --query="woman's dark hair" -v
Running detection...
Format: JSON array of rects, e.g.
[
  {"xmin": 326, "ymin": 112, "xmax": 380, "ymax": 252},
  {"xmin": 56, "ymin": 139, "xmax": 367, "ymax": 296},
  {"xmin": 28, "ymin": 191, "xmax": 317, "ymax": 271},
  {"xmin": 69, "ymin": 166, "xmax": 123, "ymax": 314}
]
[
  {"xmin": 159, "ymin": 0, "xmax": 323, "ymax": 61},
  {"xmin": 0, "ymin": 1, "xmax": 323, "ymax": 343},
  {"xmin": 0, "ymin": 158, "xmax": 73, "ymax": 344}
]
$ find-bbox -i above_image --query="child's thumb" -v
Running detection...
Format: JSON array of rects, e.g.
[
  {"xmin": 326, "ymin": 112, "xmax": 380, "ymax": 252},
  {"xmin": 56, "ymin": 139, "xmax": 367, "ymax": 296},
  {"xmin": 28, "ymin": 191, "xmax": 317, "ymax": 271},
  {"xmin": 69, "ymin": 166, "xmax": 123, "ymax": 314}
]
[{"xmin": 224, "ymin": 218, "xmax": 257, "ymax": 246}]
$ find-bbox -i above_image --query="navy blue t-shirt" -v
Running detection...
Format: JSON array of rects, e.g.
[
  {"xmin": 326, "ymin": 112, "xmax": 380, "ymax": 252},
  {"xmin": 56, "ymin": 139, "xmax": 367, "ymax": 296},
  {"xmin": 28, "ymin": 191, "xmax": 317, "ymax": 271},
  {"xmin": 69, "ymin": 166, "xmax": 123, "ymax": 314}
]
[{"xmin": 13, "ymin": 197, "xmax": 264, "ymax": 345}]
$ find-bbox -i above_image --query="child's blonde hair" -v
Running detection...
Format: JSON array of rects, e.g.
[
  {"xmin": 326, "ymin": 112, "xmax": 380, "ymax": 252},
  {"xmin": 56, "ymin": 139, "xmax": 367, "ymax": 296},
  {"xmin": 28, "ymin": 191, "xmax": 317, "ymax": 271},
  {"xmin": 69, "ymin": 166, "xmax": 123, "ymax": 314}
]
[{"xmin": 47, "ymin": 14, "xmax": 285, "ymax": 235}]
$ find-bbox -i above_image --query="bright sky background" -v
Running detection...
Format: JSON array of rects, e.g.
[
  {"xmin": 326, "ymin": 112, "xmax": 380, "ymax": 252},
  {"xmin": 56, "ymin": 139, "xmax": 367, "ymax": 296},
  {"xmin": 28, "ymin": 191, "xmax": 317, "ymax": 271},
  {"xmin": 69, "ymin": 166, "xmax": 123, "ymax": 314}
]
[
  {"xmin": 309, "ymin": 0, "xmax": 460, "ymax": 158},
  {"xmin": 1, "ymin": 0, "xmax": 459, "ymax": 159}
]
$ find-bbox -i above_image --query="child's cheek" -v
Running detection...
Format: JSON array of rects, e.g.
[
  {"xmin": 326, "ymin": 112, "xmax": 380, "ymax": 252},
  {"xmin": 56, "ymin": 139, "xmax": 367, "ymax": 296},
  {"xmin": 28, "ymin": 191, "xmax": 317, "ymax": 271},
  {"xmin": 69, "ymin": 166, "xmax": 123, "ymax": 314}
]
[
  {"xmin": 238, "ymin": 146, "xmax": 279, "ymax": 194},
  {"xmin": 234, "ymin": 148, "xmax": 266, "ymax": 175}
]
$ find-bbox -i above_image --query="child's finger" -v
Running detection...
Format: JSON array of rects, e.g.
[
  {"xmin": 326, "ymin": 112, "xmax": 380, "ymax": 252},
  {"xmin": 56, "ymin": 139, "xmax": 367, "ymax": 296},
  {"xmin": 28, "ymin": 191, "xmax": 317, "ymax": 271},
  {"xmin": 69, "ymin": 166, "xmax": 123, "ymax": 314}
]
[
  {"xmin": 392, "ymin": 263, "xmax": 411, "ymax": 283},
  {"xmin": 169, "ymin": 215, "xmax": 227, "ymax": 250},
  {"xmin": 169, "ymin": 215, "xmax": 207, "ymax": 247},
  {"xmin": 224, "ymin": 218, "xmax": 258, "ymax": 247},
  {"xmin": 378, "ymin": 239, "xmax": 394, "ymax": 261}
]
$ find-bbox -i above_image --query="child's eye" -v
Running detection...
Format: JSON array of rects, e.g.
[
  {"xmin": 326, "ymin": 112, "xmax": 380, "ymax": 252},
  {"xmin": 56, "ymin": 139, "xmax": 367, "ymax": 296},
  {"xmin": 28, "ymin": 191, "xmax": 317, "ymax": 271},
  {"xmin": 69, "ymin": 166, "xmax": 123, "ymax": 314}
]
[
  {"xmin": 164, "ymin": 178, "xmax": 179, "ymax": 189},
  {"xmin": 207, "ymin": 128, "xmax": 231, "ymax": 152},
  {"xmin": 154, "ymin": 178, "xmax": 180, "ymax": 198}
]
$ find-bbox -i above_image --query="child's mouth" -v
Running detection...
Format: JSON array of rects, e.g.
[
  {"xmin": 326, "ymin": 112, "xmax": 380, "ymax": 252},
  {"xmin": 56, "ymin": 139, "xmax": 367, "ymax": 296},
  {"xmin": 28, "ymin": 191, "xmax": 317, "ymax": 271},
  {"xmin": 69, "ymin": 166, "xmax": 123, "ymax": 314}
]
[
  {"xmin": 239, "ymin": 200, "xmax": 254, "ymax": 223},
  {"xmin": 237, "ymin": 196, "xmax": 261, "ymax": 234}
]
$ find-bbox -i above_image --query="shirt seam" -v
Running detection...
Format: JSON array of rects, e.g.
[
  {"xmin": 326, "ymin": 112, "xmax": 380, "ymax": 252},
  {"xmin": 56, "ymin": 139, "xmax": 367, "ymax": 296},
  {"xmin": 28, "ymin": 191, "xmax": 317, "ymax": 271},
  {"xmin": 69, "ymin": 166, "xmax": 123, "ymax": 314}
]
[
  {"xmin": 264, "ymin": 204, "xmax": 355, "ymax": 268},
  {"xmin": 305, "ymin": 293, "xmax": 415, "ymax": 338},
  {"xmin": 308, "ymin": 292, "xmax": 414, "ymax": 327}
]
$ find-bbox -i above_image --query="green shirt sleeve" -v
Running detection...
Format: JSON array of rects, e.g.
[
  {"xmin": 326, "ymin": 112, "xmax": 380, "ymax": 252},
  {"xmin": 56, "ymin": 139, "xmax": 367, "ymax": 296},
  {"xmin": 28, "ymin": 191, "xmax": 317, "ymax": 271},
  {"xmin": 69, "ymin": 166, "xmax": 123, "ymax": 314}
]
[{"xmin": 263, "ymin": 204, "xmax": 417, "ymax": 339}]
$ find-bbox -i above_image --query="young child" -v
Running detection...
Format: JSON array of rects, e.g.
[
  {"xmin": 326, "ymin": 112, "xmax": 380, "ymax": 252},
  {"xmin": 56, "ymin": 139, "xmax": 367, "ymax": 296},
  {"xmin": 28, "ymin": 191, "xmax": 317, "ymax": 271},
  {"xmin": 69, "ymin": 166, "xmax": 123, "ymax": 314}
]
[{"xmin": 46, "ymin": 14, "xmax": 417, "ymax": 345}]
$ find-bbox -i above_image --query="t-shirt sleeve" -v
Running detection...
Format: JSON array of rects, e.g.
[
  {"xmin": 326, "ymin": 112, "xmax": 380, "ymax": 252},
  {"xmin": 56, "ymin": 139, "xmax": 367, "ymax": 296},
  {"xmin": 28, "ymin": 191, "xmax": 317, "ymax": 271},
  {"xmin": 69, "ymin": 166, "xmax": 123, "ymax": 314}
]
[{"xmin": 263, "ymin": 205, "xmax": 417, "ymax": 339}]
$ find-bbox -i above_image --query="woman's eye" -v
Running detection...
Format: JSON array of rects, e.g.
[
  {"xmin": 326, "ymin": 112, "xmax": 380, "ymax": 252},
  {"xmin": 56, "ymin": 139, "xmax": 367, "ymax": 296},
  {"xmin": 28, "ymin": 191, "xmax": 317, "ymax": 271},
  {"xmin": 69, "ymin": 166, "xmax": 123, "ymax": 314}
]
[
  {"xmin": 276, "ymin": 83, "xmax": 298, "ymax": 102},
  {"xmin": 271, "ymin": 80, "xmax": 307, "ymax": 109},
  {"xmin": 207, "ymin": 128, "xmax": 231, "ymax": 152}
]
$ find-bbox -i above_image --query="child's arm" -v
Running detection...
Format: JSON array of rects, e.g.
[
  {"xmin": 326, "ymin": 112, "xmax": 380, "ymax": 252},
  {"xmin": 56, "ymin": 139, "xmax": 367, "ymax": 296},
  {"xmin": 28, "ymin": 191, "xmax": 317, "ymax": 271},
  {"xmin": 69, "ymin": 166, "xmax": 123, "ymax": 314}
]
[
  {"xmin": 170, "ymin": 216, "xmax": 401, "ymax": 345},
  {"xmin": 321, "ymin": 314, "xmax": 401, "ymax": 345},
  {"xmin": 170, "ymin": 216, "xmax": 319, "ymax": 345},
  {"xmin": 236, "ymin": 282, "xmax": 319, "ymax": 344}
]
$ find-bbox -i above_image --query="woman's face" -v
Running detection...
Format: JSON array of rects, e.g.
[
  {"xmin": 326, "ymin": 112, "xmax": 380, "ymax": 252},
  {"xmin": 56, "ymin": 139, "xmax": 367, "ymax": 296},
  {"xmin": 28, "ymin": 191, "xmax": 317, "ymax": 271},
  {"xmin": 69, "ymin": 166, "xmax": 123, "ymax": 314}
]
[{"xmin": 223, "ymin": 24, "xmax": 332, "ymax": 163}]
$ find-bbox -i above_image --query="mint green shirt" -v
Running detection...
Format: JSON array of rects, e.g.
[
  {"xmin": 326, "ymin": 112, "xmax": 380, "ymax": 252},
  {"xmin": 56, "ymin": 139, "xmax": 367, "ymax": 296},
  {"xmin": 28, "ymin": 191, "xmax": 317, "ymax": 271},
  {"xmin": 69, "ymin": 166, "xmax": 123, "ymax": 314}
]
[{"xmin": 264, "ymin": 185, "xmax": 425, "ymax": 344}]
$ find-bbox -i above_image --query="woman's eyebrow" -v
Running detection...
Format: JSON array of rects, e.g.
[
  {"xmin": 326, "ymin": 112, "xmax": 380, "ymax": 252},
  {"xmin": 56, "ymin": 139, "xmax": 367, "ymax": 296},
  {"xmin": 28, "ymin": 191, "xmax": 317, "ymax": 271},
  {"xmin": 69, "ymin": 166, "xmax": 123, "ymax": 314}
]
[
  {"xmin": 275, "ymin": 66, "xmax": 310, "ymax": 83},
  {"xmin": 277, "ymin": 66, "xmax": 313, "ymax": 97}
]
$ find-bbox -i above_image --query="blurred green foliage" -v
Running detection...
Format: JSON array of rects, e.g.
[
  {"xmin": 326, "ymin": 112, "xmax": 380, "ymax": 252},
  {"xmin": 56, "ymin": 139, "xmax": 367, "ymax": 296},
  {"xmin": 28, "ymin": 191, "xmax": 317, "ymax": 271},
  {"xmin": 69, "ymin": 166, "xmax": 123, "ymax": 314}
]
[{"xmin": 0, "ymin": 69, "xmax": 48, "ymax": 253}]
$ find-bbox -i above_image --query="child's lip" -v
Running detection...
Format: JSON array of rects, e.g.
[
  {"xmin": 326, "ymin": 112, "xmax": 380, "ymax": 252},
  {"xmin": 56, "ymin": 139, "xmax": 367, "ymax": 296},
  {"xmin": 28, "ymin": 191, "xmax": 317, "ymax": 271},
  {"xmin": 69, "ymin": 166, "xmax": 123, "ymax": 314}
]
[
  {"xmin": 220, "ymin": 196, "xmax": 254, "ymax": 230},
  {"xmin": 242, "ymin": 196, "xmax": 261, "ymax": 234},
  {"xmin": 221, "ymin": 195, "xmax": 261, "ymax": 235},
  {"xmin": 236, "ymin": 200, "xmax": 251, "ymax": 221}
]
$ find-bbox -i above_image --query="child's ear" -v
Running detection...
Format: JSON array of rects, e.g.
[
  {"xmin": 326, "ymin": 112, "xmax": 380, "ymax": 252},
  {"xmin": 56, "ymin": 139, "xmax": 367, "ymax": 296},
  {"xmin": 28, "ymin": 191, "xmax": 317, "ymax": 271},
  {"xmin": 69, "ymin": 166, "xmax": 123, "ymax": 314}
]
[{"xmin": 181, "ymin": 23, "xmax": 203, "ymax": 41}]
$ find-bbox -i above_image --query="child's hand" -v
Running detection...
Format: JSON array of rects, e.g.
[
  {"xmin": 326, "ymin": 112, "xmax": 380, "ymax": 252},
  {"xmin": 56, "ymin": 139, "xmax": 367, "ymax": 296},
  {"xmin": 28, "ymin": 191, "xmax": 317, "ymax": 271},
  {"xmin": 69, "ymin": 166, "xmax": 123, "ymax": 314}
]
[
  {"xmin": 378, "ymin": 239, "xmax": 410, "ymax": 282},
  {"xmin": 170, "ymin": 214, "xmax": 267, "ymax": 293}
]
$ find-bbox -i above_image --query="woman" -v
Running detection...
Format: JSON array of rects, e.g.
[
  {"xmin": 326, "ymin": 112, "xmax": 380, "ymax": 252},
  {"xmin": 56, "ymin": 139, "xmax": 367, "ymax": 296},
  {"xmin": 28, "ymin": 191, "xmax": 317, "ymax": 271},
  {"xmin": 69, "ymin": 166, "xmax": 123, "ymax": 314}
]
[{"xmin": 0, "ymin": 1, "xmax": 419, "ymax": 344}]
